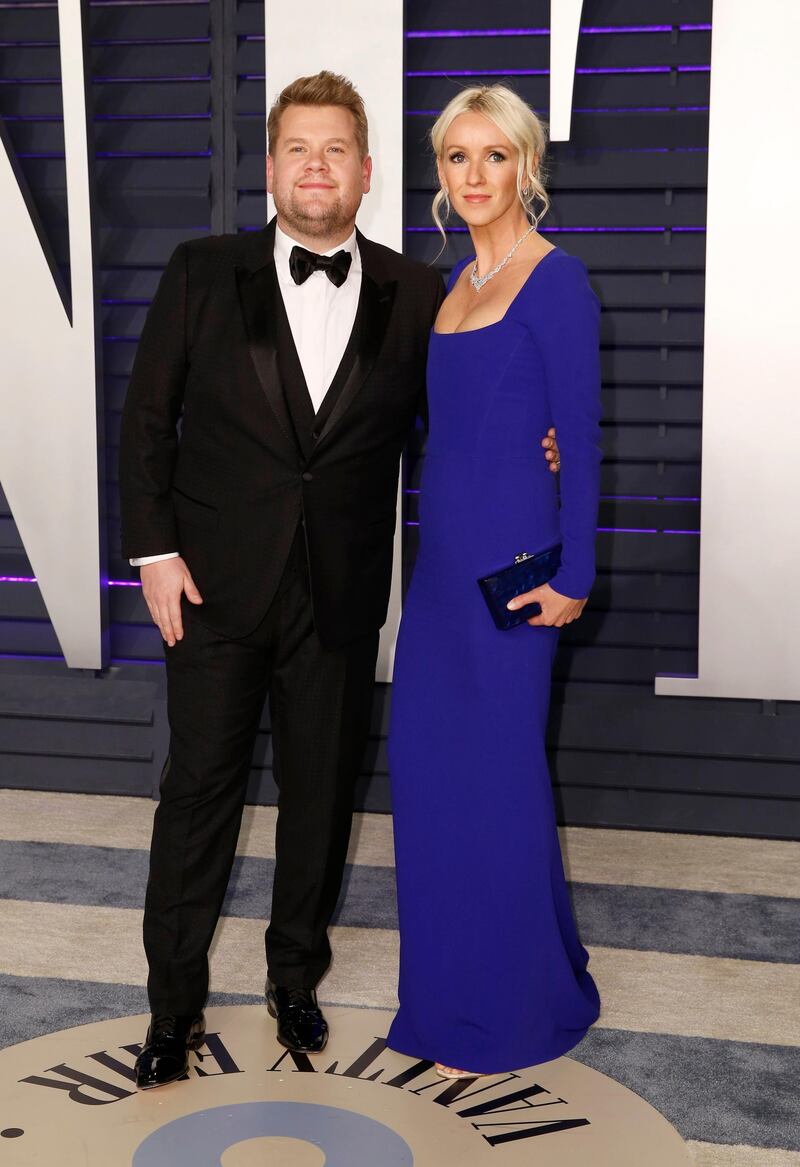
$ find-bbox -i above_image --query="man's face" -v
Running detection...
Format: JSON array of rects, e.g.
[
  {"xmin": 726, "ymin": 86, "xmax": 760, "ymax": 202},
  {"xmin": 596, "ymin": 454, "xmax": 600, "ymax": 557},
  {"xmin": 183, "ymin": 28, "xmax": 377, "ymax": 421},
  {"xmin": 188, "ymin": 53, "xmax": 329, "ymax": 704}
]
[{"xmin": 267, "ymin": 104, "xmax": 372, "ymax": 240}]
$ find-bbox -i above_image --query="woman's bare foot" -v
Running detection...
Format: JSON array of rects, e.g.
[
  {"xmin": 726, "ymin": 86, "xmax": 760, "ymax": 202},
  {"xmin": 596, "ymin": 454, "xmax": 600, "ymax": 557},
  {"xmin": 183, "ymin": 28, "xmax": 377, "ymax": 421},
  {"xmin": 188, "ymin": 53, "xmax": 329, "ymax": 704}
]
[{"xmin": 435, "ymin": 1063, "xmax": 481, "ymax": 1079}]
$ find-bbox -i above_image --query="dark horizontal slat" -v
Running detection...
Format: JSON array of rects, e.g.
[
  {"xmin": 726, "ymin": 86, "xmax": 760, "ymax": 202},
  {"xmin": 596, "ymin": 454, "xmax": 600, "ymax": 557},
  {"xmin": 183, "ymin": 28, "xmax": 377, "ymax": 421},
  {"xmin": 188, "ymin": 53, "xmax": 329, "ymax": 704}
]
[
  {"xmin": 601, "ymin": 350, "xmax": 704, "ymax": 386},
  {"xmin": 406, "ymin": 71, "xmax": 711, "ymax": 116},
  {"xmin": 592, "ymin": 571, "xmax": 699, "ymax": 612},
  {"xmin": 0, "ymin": 718, "xmax": 151, "ymax": 762},
  {"xmin": 405, "ymin": 0, "xmax": 712, "ymax": 28},
  {"xmin": 23, "ymin": 188, "xmax": 211, "ymax": 230},
  {"xmin": 405, "ymin": 30, "xmax": 711, "ymax": 73},
  {"xmin": 599, "ymin": 463, "xmax": 701, "ymax": 495},
  {"xmin": 0, "ymin": 620, "xmax": 63, "ymax": 655},
  {"xmin": 19, "ymin": 156, "xmax": 212, "ymax": 190},
  {"xmin": 602, "ymin": 386, "xmax": 702, "ymax": 423},
  {"xmin": 0, "ymin": 753, "xmax": 153, "ymax": 796},
  {"xmin": 409, "ymin": 231, "xmax": 709, "ymax": 270},
  {"xmin": 0, "ymin": 3, "xmax": 208, "ymax": 41},
  {"xmin": 89, "ymin": 5, "xmax": 210, "ymax": 40},
  {"xmin": 599, "ymin": 423, "xmax": 700, "ymax": 462},
  {"xmin": 560, "ymin": 609, "xmax": 699, "ymax": 649},
  {"xmin": 0, "ymin": 550, "xmax": 33, "ymax": 577},
  {"xmin": 552, "ymin": 699, "xmax": 800, "ymax": 763},
  {"xmin": 98, "ymin": 226, "xmax": 211, "ymax": 264},
  {"xmin": 554, "ymin": 643, "xmax": 698, "ymax": 683},
  {"xmin": 3, "ymin": 118, "xmax": 211, "ymax": 155},
  {"xmin": 552, "ymin": 785, "xmax": 798, "ymax": 838},
  {"xmin": 0, "ymin": 81, "xmax": 211, "ymax": 118},
  {"xmin": 101, "ymin": 268, "xmax": 162, "ymax": 298},
  {"xmin": 0, "ymin": 43, "xmax": 210, "ymax": 82},
  {"xmin": 602, "ymin": 310, "xmax": 703, "ymax": 346},
  {"xmin": 417, "ymin": 189, "xmax": 709, "ymax": 230},
  {"xmin": 0, "ymin": 674, "xmax": 154, "ymax": 724},
  {"xmin": 592, "ymin": 271, "xmax": 705, "ymax": 308}
]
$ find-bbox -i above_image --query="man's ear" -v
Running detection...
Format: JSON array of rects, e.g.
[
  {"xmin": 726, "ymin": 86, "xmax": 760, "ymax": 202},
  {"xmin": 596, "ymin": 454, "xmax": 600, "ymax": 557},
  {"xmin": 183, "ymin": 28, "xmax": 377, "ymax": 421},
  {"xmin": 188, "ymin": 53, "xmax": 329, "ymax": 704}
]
[
  {"xmin": 362, "ymin": 153, "xmax": 373, "ymax": 194},
  {"xmin": 266, "ymin": 152, "xmax": 274, "ymax": 194}
]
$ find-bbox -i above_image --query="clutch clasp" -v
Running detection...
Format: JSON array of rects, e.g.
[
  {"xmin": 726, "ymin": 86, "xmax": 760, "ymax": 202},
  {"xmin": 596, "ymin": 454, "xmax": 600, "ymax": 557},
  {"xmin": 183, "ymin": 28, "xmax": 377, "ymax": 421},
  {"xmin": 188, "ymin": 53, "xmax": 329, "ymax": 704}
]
[{"xmin": 514, "ymin": 552, "xmax": 533, "ymax": 564}]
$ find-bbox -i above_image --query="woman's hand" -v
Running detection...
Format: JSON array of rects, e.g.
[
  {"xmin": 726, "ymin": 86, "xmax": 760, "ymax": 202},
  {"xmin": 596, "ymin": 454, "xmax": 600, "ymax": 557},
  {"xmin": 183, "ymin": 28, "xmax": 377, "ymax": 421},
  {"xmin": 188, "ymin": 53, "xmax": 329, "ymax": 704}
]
[
  {"xmin": 541, "ymin": 426, "xmax": 560, "ymax": 473},
  {"xmin": 507, "ymin": 582, "xmax": 586, "ymax": 628}
]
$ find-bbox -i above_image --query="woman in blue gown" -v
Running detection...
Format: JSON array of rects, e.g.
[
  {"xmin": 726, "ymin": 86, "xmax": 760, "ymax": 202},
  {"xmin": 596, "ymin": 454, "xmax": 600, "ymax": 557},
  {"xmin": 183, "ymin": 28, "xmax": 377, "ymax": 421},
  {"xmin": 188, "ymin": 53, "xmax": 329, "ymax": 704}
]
[{"xmin": 387, "ymin": 84, "xmax": 602, "ymax": 1077}]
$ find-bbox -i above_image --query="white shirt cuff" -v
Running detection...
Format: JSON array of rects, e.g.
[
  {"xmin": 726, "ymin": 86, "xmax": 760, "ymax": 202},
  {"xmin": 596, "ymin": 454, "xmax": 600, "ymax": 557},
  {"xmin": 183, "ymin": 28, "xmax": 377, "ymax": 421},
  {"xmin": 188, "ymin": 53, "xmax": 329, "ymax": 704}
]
[{"xmin": 130, "ymin": 552, "xmax": 180, "ymax": 567}]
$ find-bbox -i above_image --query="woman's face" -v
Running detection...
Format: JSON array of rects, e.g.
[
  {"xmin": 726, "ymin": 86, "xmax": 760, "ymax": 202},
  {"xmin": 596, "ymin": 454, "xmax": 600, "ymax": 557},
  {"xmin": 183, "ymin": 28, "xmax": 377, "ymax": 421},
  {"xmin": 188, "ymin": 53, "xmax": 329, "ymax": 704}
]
[{"xmin": 438, "ymin": 111, "xmax": 523, "ymax": 229}]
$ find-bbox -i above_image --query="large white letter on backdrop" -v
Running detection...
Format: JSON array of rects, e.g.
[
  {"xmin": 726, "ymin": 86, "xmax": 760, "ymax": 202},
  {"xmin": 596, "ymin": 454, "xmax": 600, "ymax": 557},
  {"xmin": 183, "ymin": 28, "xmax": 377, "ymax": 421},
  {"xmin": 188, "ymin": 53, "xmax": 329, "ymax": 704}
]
[
  {"xmin": 264, "ymin": 0, "xmax": 404, "ymax": 682},
  {"xmin": 655, "ymin": 0, "xmax": 800, "ymax": 701},
  {"xmin": 0, "ymin": 0, "xmax": 105, "ymax": 669}
]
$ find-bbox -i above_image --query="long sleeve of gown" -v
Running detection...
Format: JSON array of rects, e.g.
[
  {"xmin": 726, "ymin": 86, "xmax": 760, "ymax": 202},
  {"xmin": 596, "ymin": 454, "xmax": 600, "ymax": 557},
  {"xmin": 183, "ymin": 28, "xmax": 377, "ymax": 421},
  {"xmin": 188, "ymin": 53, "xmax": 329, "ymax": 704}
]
[{"xmin": 531, "ymin": 254, "xmax": 602, "ymax": 600}]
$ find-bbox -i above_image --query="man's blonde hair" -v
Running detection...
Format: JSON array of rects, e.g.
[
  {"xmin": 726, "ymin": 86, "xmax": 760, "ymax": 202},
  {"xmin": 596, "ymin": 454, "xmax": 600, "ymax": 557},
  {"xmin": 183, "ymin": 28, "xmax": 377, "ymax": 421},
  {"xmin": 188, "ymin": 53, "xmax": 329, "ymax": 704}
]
[{"xmin": 267, "ymin": 70, "xmax": 369, "ymax": 158}]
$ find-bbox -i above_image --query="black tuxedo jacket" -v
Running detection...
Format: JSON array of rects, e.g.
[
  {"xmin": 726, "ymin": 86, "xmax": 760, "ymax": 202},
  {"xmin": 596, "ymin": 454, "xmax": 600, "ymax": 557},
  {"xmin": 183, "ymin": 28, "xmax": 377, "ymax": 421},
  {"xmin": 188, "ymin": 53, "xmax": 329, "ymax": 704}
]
[{"xmin": 119, "ymin": 219, "xmax": 444, "ymax": 647}]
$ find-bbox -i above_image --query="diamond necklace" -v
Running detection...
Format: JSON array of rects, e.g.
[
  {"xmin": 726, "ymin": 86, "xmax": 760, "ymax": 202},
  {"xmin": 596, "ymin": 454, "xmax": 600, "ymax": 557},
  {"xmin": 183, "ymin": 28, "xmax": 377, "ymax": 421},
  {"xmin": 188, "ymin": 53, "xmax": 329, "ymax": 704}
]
[{"xmin": 469, "ymin": 224, "xmax": 536, "ymax": 292}]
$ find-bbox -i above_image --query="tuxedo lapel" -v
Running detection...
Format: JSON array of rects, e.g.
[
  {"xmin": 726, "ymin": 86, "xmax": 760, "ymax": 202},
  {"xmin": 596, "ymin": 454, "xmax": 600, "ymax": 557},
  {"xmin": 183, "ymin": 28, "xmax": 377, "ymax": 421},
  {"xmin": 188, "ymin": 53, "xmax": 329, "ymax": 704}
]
[
  {"xmin": 314, "ymin": 238, "xmax": 397, "ymax": 448},
  {"xmin": 235, "ymin": 229, "xmax": 300, "ymax": 463}
]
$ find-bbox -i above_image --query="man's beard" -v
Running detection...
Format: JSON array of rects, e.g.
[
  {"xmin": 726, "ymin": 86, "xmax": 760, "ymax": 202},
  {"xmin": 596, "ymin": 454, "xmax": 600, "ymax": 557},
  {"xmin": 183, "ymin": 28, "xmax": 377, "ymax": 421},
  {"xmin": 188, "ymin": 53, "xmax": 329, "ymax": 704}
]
[{"xmin": 275, "ymin": 186, "xmax": 360, "ymax": 239}]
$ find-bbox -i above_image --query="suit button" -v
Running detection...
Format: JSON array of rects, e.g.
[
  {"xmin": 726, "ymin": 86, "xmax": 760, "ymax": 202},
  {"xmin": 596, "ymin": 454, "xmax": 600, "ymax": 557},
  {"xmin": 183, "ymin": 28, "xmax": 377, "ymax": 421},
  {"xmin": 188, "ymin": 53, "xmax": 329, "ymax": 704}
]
[
  {"xmin": 302, "ymin": 472, "xmax": 313, "ymax": 482},
  {"xmin": 311, "ymin": 430, "xmax": 320, "ymax": 441}
]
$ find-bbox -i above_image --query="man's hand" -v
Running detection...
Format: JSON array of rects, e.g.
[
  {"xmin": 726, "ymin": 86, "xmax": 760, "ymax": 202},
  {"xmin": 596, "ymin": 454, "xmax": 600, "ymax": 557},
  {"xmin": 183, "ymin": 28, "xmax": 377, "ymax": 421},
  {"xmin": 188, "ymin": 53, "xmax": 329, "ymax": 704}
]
[
  {"xmin": 541, "ymin": 426, "xmax": 560, "ymax": 473},
  {"xmin": 507, "ymin": 582, "xmax": 585, "ymax": 628},
  {"xmin": 140, "ymin": 557, "xmax": 203, "ymax": 646}
]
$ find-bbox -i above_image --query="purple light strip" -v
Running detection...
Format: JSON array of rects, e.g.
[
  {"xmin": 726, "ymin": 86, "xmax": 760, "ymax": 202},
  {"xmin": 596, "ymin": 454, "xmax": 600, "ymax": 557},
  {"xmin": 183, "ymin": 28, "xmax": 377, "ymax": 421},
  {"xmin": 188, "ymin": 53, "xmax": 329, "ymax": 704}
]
[
  {"xmin": 0, "ymin": 576, "xmax": 141, "ymax": 587},
  {"xmin": 404, "ymin": 24, "xmax": 711, "ymax": 38},
  {"xmin": 407, "ymin": 105, "xmax": 709, "ymax": 116},
  {"xmin": 0, "ymin": 653, "xmax": 167, "ymax": 666},
  {"xmin": 0, "ymin": 653, "xmax": 65, "ymax": 662},
  {"xmin": 407, "ymin": 65, "xmax": 710, "ymax": 78},
  {"xmin": 0, "ymin": 36, "xmax": 210, "ymax": 47},
  {"xmin": 405, "ymin": 491, "xmax": 691, "ymax": 502},
  {"xmin": 17, "ymin": 151, "xmax": 211, "ymax": 159},
  {"xmin": 405, "ymin": 526, "xmax": 699, "ymax": 536},
  {"xmin": 0, "ymin": 75, "xmax": 212, "ymax": 84},
  {"xmin": 0, "ymin": 0, "xmax": 207, "ymax": 6},
  {"xmin": 406, "ymin": 226, "xmax": 706, "ymax": 234},
  {"xmin": 0, "ymin": 113, "xmax": 211, "ymax": 122}
]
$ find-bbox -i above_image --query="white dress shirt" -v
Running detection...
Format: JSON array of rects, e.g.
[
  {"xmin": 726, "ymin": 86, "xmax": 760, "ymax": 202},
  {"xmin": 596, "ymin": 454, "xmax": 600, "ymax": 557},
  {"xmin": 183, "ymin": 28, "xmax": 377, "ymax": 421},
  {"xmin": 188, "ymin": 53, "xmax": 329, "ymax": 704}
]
[{"xmin": 131, "ymin": 224, "xmax": 361, "ymax": 567}]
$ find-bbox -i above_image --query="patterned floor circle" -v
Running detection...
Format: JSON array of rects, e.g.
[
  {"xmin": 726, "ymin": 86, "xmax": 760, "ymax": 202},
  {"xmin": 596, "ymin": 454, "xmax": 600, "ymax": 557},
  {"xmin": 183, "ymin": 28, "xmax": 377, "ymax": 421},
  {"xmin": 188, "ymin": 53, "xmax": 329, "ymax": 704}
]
[{"xmin": 0, "ymin": 1005, "xmax": 690, "ymax": 1165}]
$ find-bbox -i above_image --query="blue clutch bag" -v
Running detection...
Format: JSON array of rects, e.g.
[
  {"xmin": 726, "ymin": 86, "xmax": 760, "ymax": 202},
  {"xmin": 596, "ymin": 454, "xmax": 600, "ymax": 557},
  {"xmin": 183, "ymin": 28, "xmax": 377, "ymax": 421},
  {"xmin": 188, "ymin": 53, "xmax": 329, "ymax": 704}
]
[{"xmin": 477, "ymin": 544, "xmax": 562, "ymax": 630}]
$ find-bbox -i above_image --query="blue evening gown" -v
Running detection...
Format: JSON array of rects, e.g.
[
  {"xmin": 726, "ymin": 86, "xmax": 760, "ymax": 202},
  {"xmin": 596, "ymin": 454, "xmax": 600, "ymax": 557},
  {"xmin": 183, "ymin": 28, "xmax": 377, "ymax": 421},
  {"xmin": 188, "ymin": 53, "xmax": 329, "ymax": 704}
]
[{"xmin": 386, "ymin": 247, "xmax": 602, "ymax": 1073}]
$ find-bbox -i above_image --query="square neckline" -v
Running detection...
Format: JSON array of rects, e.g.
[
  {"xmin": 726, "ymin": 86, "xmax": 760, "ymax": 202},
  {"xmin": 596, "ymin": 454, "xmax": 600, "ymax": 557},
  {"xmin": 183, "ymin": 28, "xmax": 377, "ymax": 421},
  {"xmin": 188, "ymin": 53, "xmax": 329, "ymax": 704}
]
[{"xmin": 432, "ymin": 246, "xmax": 562, "ymax": 337}]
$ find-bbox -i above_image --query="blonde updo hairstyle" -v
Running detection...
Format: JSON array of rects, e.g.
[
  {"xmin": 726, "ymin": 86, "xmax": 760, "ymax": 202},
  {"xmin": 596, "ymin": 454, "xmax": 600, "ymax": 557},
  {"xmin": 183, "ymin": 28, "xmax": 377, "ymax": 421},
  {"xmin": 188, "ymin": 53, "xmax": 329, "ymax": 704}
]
[{"xmin": 431, "ymin": 84, "xmax": 550, "ymax": 246}]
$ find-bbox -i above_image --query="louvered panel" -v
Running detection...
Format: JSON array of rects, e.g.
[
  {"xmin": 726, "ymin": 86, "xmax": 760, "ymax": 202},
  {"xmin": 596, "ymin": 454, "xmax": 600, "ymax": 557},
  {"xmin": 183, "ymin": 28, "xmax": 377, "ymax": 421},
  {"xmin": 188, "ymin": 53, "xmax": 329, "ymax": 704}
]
[{"xmin": 1, "ymin": 0, "xmax": 797, "ymax": 837}]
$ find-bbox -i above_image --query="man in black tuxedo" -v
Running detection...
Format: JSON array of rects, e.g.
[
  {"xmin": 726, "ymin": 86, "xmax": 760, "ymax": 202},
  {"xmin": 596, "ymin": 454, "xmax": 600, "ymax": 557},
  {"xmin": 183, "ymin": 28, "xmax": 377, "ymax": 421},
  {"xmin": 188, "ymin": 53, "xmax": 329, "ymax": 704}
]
[{"xmin": 120, "ymin": 70, "xmax": 560, "ymax": 1090}]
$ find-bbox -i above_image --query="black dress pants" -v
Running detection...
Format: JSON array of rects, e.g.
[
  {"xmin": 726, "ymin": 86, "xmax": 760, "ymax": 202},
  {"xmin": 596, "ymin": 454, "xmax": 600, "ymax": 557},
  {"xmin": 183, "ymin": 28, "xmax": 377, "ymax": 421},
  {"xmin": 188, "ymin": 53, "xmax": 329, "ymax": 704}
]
[{"xmin": 143, "ymin": 532, "xmax": 380, "ymax": 1016}]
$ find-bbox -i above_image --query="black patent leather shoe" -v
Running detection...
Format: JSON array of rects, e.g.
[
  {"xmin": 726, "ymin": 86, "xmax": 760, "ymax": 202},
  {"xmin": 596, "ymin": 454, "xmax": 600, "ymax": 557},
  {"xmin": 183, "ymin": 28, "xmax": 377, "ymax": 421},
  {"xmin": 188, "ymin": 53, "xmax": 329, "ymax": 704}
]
[
  {"xmin": 265, "ymin": 980, "xmax": 329, "ymax": 1053},
  {"xmin": 134, "ymin": 1013, "xmax": 206, "ymax": 1090}
]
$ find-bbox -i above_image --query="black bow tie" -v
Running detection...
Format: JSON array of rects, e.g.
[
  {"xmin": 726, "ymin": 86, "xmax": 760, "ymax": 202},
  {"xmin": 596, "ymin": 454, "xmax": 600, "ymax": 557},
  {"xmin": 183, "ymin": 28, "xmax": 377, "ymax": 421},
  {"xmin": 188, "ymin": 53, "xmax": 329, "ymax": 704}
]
[{"xmin": 289, "ymin": 245, "xmax": 352, "ymax": 288}]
